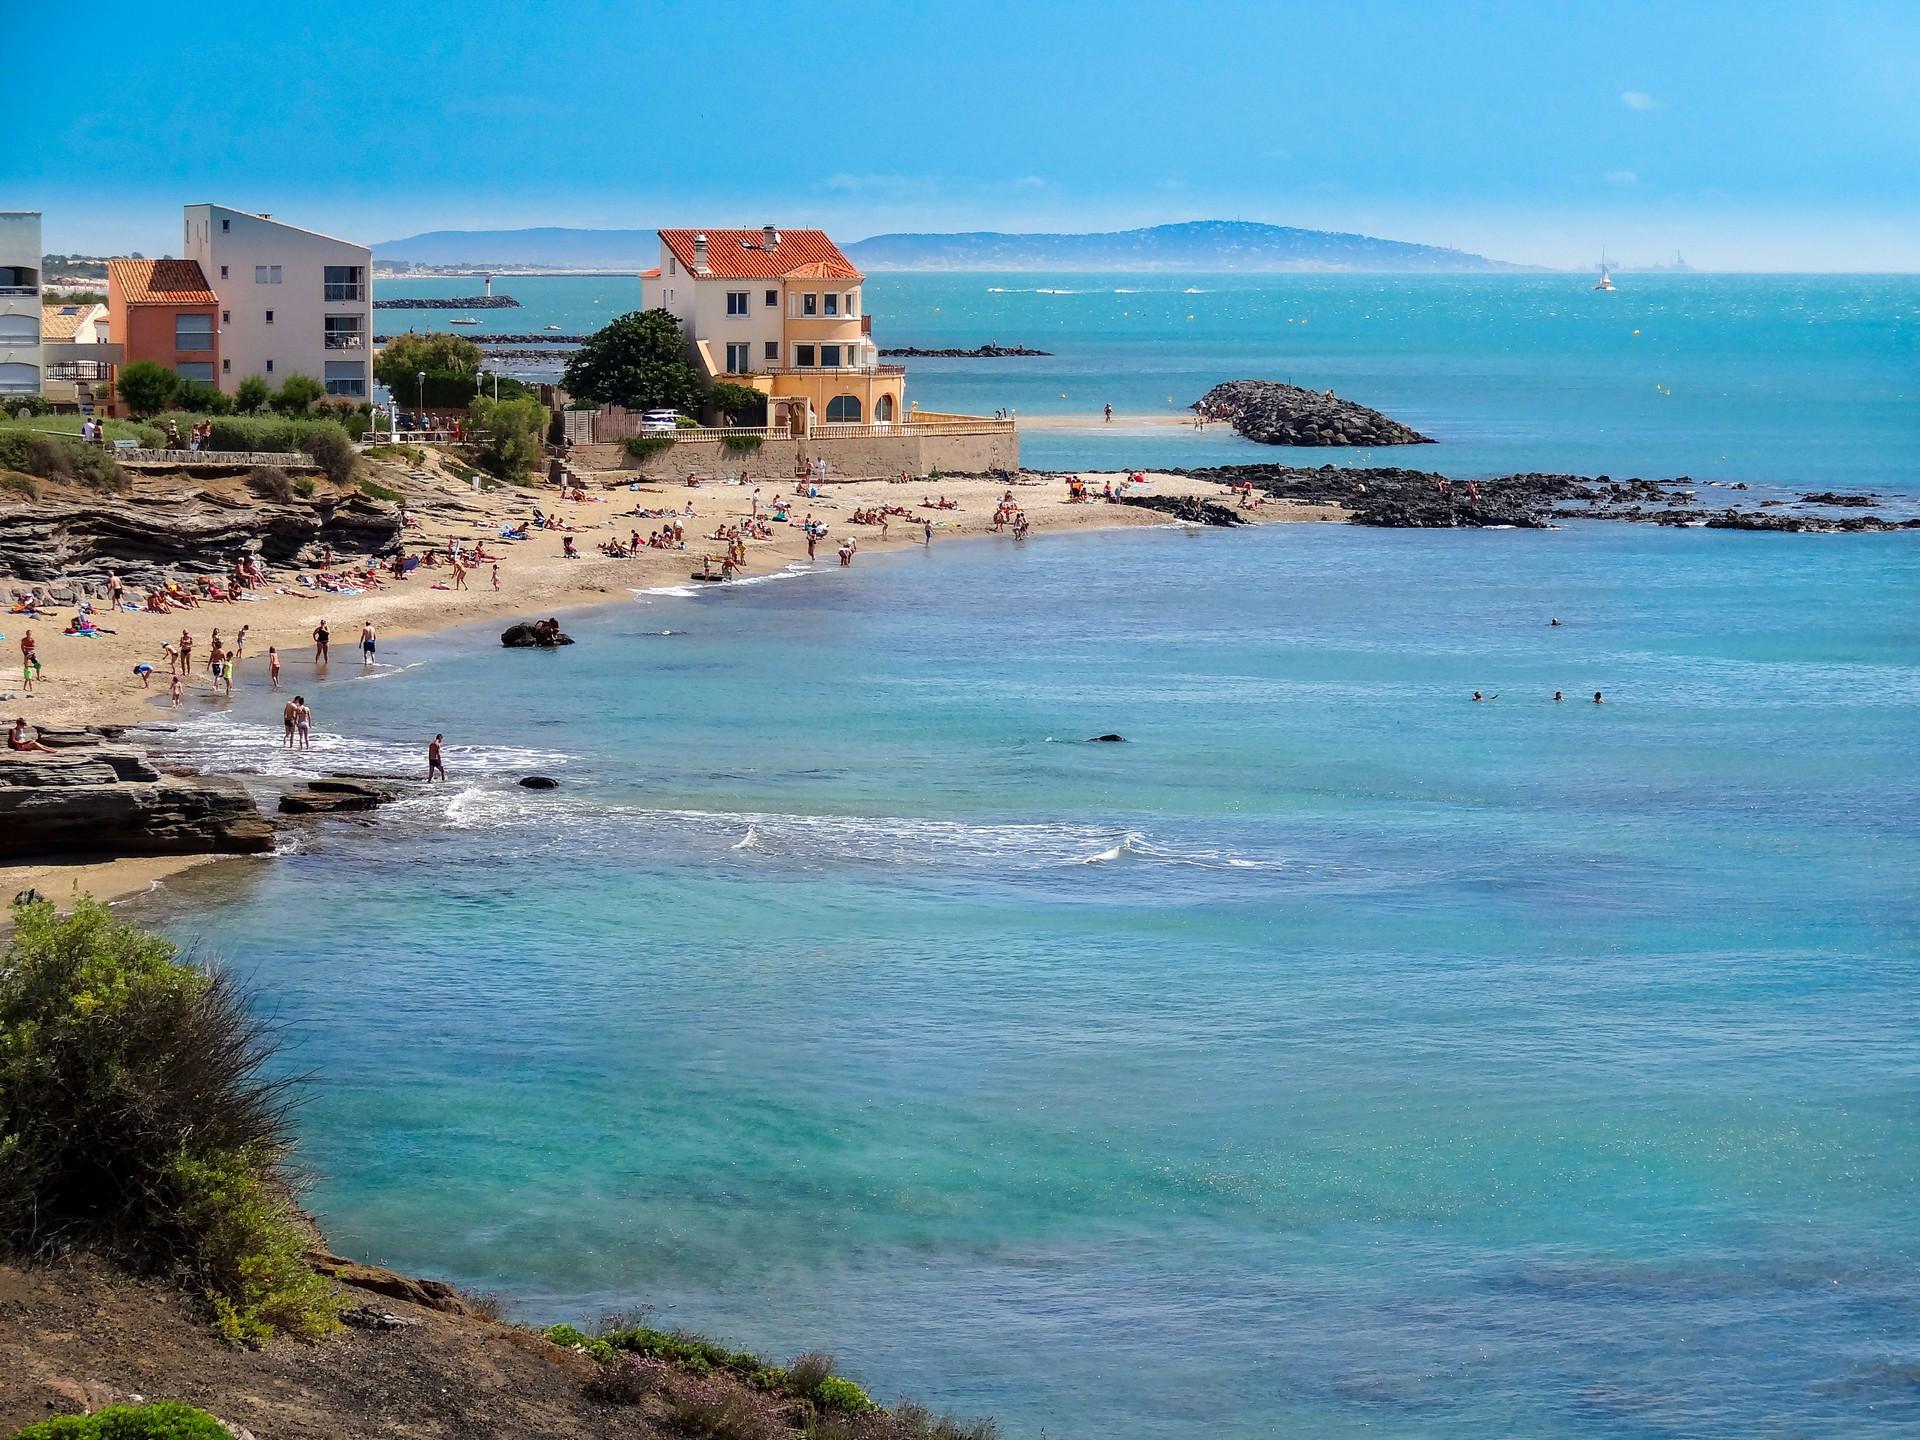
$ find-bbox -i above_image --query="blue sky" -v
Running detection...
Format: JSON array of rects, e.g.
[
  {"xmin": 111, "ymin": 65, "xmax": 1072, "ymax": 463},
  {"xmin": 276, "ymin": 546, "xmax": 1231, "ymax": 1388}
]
[{"xmin": 11, "ymin": 0, "xmax": 1919, "ymax": 269}]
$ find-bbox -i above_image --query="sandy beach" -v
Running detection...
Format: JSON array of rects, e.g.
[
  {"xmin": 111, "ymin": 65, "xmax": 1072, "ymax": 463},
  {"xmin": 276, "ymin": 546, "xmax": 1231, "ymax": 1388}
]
[{"xmin": 1, "ymin": 458, "xmax": 1343, "ymax": 905}]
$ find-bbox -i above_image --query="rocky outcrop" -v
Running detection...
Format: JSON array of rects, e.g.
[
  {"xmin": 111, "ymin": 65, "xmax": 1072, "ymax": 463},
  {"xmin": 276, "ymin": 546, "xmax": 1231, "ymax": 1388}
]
[
  {"xmin": 501, "ymin": 620, "xmax": 573, "ymax": 648},
  {"xmin": 277, "ymin": 777, "xmax": 407, "ymax": 815},
  {"xmin": 878, "ymin": 343, "xmax": 1053, "ymax": 357},
  {"xmin": 1801, "ymin": 492, "xmax": 1877, "ymax": 507},
  {"xmin": 0, "ymin": 483, "xmax": 402, "ymax": 590},
  {"xmin": 1117, "ymin": 493, "xmax": 1248, "ymax": 526},
  {"xmin": 1194, "ymin": 380, "xmax": 1433, "ymax": 447},
  {"xmin": 517, "ymin": 775, "xmax": 559, "ymax": 789},
  {"xmin": 304, "ymin": 1249, "xmax": 480, "ymax": 1318},
  {"xmin": 0, "ymin": 738, "xmax": 272, "ymax": 859}
]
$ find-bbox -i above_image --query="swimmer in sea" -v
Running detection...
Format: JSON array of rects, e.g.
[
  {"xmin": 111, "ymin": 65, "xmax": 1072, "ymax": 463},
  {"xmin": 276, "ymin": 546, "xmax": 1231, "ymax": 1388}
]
[
  {"xmin": 1592, "ymin": 691, "xmax": 1604, "ymax": 704},
  {"xmin": 1553, "ymin": 691, "xmax": 1564, "ymax": 702}
]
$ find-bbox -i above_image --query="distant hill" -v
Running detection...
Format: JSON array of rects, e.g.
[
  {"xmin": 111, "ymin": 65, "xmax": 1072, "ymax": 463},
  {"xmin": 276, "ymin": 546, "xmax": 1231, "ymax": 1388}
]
[
  {"xmin": 843, "ymin": 221, "xmax": 1527, "ymax": 272},
  {"xmin": 372, "ymin": 228, "xmax": 660, "ymax": 269},
  {"xmin": 373, "ymin": 220, "xmax": 1525, "ymax": 273}
]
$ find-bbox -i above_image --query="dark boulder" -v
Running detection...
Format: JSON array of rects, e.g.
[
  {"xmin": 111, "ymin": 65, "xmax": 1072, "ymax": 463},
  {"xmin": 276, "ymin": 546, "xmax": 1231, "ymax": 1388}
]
[
  {"xmin": 278, "ymin": 776, "xmax": 405, "ymax": 814},
  {"xmin": 1087, "ymin": 734, "xmax": 1128, "ymax": 743},
  {"xmin": 518, "ymin": 776, "xmax": 559, "ymax": 790},
  {"xmin": 501, "ymin": 621, "xmax": 574, "ymax": 648}
]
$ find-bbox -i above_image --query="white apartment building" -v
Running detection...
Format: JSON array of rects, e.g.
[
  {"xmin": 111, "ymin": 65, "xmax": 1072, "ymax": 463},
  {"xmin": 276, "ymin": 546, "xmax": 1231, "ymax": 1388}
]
[
  {"xmin": 0, "ymin": 211, "xmax": 43, "ymax": 396},
  {"xmin": 182, "ymin": 205, "xmax": 372, "ymax": 397}
]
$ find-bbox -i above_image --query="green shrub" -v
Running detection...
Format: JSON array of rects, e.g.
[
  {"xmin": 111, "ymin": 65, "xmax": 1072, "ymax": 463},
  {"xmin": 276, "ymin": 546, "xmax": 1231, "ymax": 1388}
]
[
  {"xmin": 469, "ymin": 394, "xmax": 546, "ymax": 482},
  {"xmin": 233, "ymin": 375, "xmax": 271, "ymax": 414},
  {"xmin": 814, "ymin": 1376, "xmax": 876, "ymax": 1413},
  {"xmin": 720, "ymin": 433, "xmax": 763, "ymax": 454},
  {"xmin": 292, "ymin": 476, "xmax": 316, "ymax": 498},
  {"xmin": 0, "ymin": 898, "xmax": 341, "ymax": 1344},
  {"xmin": 173, "ymin": 379, "xmax": 233, "ymax": 416},
  {"xmin": 358, "ymin": 477, "xmax": 404, "ymax": 503},
  {"xmin": 623, "ymin": 434, "xmax": 676, "ymax": 460},
  {"xmin": 115, "ymin": 360, "xmax": 178, "ymax": 416},
  {"xmin": 6, "ymin": 394, "xmax": 54, "ymax": 418},
  {"xmin": 0, "ymin": 471, "xmax": 40, "ymax": 500},
  {"xmin": 544, "ymin": 1322, "xmax": 616, "ymax": 1364},
  {"xmin": 0, "ymin": 430, "xmax": 126, "ymax": 491},
  {"xmin": 7, "ymin": 1400, "xmax": 233, "ymax": 1439},
  {"xmin": 299, "ymin": 422, "xmax": 357, "ymax": 484},
  {"xmin": 272, "ymin": 374, "xmax": 324, "ymax": 415}
]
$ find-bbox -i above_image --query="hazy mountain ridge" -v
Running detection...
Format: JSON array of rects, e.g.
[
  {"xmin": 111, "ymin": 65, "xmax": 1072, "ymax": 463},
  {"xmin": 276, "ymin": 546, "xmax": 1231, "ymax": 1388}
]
[{"xmin": 372, "ymin": 220, "xmax": 1527, "ymax": 272}]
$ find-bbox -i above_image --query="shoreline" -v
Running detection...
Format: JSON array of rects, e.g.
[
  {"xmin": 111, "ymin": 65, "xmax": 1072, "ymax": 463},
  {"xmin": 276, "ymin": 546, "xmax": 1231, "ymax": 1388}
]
[{"xmin": 1, "ymin": 466, "xmax": 1339, "ymax": 906}]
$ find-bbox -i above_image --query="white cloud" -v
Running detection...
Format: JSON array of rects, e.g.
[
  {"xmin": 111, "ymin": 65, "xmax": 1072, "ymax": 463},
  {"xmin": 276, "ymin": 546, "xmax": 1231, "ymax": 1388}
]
[
  {"xmin": 1012, "ymin": 175, "xmax": 1050, "ymax": 191},
  {"xmin": 1620, "ymin": 90, "xmax": 1661, "ymax": 112},
  {"xmin": 1604, "ymin": 169, "xmax": 1639, "ymax": 185}
]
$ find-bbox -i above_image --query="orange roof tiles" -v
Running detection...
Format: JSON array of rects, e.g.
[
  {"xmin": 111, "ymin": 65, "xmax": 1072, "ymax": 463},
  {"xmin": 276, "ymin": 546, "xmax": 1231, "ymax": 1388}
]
[
  {"xmin": 659, "ymin": 229, "xmax": 862, "ymax": 282},
  {"xmin": 41, "ymin": 303, "xmax": 89, "ymax": 340},
  {"xmin": 108, "ymin": 257, "xmax": 219, "ymax": 306}
]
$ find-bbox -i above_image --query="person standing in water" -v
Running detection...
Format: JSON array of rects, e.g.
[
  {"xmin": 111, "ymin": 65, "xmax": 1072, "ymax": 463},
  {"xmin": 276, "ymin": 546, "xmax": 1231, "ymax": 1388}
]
[
  {"xmin": 1103, "ymin": 403, "xmax": 1113, "ymax": 423},
  {"xmin": 427, "ymin": 733, "xmax": 446, "ymax": 783},
  {"xmin": 268, "ymin": 646, "xmax": 281, "ymax": 690},
  {"xmin": 296, "ymin": 697, "xmax": 312, "ymax": 750},
  {"xmin": 312, "ymin": 619, "xmax": 329, "ymax": 666},
  {"xmin": 360, "ymin": 621, "xmax": 377, "ymax": 665},
  {"xmin": 282, "ymin": 695, "xmax": 300, "ymax": 748}
]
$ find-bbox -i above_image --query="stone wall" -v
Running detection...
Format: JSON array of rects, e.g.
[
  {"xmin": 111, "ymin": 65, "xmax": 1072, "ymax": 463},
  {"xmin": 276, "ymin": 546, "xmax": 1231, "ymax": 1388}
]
[{"xmin": 569, "ymin": 428, "xmax": 1017, "ymax": 481}]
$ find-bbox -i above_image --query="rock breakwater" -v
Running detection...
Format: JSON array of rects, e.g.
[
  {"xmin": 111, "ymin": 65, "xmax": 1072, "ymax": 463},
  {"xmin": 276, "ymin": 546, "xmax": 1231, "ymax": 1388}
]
[{"xmin": 1194, "ymin": 380, "xmax": 1433, "ymax": 447}]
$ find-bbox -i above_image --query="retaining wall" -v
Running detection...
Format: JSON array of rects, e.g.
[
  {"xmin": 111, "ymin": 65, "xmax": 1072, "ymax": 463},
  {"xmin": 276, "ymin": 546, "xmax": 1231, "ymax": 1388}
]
[{"xmin": 568, "ymin": 428, "xmax": 1017, "ymax": 482}]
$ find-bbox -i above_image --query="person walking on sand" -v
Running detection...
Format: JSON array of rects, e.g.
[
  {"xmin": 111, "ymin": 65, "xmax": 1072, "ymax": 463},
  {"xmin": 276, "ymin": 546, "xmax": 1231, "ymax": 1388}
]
[
  {"xmin": 169, "ymin": 671, "xmax": 183, "ymax": 707},
  {"xmin": 491, "ymin": 562, "xmax": 500, "ymax": 592},
  {"xmin": 313, "ymin": 619, "xmax": 330, "ymax": 666},
  {"xmin": 268, "ymin": 646, "xmax": 281, "ymax": 690},
  {"xmin": 234, "ymin": 625, "xmax": 248, "ymax": 665},
  {"xmin": 19, "ymin": 630, "xmax": 40, "ymax": 684},
  {"xmin": 923, "ymin": 519, "xmax": 933, "ymax": 546},
  {"xmin": 107, "ymin": 572, "xmax": 123, "ymax": 610},
  {"xmin": 452, "ymin": 557, "xmax": 468, "ymax": 590},
  {"xmin": 1104, "ymin": 402, "xmax": 1113, "ymax": 423},
  {"xmin": 360, "ymin": 621, "xmax": 377, "ymax": 665},
  {"xmin": 427, "ymin": 733, "xmax": 446, "ymax": 783}
]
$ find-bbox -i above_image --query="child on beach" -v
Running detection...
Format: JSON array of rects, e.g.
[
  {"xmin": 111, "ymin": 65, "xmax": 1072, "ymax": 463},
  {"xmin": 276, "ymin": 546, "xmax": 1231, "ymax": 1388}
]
[
  {"xmin": 268, "ymin": 647, "xmax": 281, "ymax": 689},
  {"xmin": 170, "ymin": 672, "xmax": 182, "ymax": 706}
]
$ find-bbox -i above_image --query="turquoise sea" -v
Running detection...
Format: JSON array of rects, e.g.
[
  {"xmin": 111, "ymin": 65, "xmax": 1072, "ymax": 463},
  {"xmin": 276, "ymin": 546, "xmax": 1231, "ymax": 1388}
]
[{"xmin": 145, "ymin": 276, "xmax": 1919, "ymax": 1437}]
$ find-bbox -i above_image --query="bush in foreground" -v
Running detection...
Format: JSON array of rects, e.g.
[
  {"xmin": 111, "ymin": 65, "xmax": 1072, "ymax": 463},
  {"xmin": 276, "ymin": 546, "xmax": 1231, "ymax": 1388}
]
[
  {"xmin": 0, "ymin": 898, "xmax": 342, "ymax": 1343},
  {"xmin": 6, "ymin": 1402, "xmax": 231, "ymax": 1440}
]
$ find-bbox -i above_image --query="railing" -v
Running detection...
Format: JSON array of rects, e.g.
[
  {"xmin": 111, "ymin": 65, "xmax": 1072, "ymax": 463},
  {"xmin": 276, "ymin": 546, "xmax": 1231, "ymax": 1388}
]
[
  {"xmin": 619, "ymin": 424, "xmax": 790, "ymax": 444},
  {"xmin": 810, "ymin": 418, "xmax": 1014, "ymax": 439},
  {"xmin": 0, "ymin": 286, "xmax": 37, "ymax": 297},
  {"xmin": 752, "ymin": 364, "xmax": 905, "ymax": 377},
  {"xmin": 323, "ymin": 333, "xmax": 366, "ymax": 349},
  {"xmin": 44, "ymin": 361, "xmax": 112, "ymax": 381},
  {"xmin": 324, "ymin": 283, "xmax": 368, "ymax": 302}
]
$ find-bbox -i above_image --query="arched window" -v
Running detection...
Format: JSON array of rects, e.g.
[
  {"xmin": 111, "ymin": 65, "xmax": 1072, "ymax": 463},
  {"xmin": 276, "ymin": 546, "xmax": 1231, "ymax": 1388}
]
[
  {"xmin": 826, "ymin": 395, "xmax": 862, "ymax": 423},
  {"xmin": 0, "ymin": 362, "xmax": 38, "ymax": 393},
  {"xmin": 874, "ymin": 394, "xmax": 896, "ymax": 422}
]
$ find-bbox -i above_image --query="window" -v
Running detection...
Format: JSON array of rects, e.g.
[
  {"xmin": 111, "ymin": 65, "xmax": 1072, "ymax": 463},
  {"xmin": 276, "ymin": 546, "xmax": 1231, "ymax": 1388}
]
[
  {"xmin": 820, "ymin": 344, "xmax": 842, "ymax": 368},
  {"xmin": 174, "ymin": 314, "xmax": 214, "ymax": 352},
  {"xmin": 826, "ymin": 395, "xmax": 861, "ymax": 422},
  {"xmin": 264, "ymin": 310, "xmax": 274, "ymax": 325},
  {"xmin": 265, "ymin": 359, "xmax": 274, "ymax": 373},
  {"xmin": 795, "ymin": 344, "xmax": 815, "ymax": 367},
  {"xmin": 221, "ymin": 309, "xmax": 230, "ymax": 324},
  {"xmin": 726, "ymin": 291, "xmax": 749, "ymax": 316},
  {"xmin": 323, "ymin": 265, "xmax": 365, "ymax": 302},
  {"xmin": 324, "ymin": 316, "xmax": 363, "ymax": 349},
  {"xmin": 823, "ymin": 293, "xmax": 838, "ymax": 316},
  {"xmin": 846, "ymin": 290, "xmax": 859, "ymax": 315},
  {"xmin": 724, "ymin": 342, "xmax": 752, "ymax": 372},
  {"xmin": 254, "ymin": 265, "xmax": 281, "ymax": 284},
  {"xmin": 175, "ymin": 362, "xmax": 215, "ymax": 383},
  {"xmin": 221, "ymin": 217, "xmax": 230, "ymax": 232},
  {"xmin": 874, "ymin": 393, "xmax": 895, "ymax": 422},
  {"xmin": 764, "ymin": 340, "xmax": 778, "ymax": 362},
  {"xmin": 802, "ymin": 293, "xmax": 817, "ymax": 316},
  {"xmin": 764, "ymin": 289, "xmax": 778, "ymax": 308},
  {"xmin": 220, "ymin": 265, "xmax": 229, "ymax": 279},
  {"xmin": 323, "ymin": 360, "xmax": 367, "ymax": 397},
  {"xmin": 222, "ymin": 359, "xmax": 231, "ymax": 374}
]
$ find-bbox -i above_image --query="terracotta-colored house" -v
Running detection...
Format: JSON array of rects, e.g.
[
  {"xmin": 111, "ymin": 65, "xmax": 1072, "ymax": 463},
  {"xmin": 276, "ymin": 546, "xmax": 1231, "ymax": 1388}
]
[
  {"xmin": 106, "ymin": 257, "xmax": 221, "ymax": 411},
  {"xmin": 652, "ymin": 227, "xmax": 904, "ymax": 432}
]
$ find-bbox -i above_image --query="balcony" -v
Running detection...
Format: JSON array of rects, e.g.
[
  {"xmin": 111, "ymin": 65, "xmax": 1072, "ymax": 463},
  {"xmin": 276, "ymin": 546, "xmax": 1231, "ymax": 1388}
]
[
  {"xmin": 323, "ymin": 332, "xmax": 366, "ymax": 350},
  {"xmin": 753, "ymin": 364, "xmax": 905, "ymax": 378},
  {"xmin": 324, "ymin": 282, "xmax": 368, "ymax": 303},
  {"xmin": 0, "ymin": 286, "xmax": 37, "ymax": 298}
]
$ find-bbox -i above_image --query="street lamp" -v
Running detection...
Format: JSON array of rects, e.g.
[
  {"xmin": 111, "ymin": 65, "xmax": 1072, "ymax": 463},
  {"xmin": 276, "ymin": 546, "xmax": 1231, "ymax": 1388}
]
[{"xmin": 416, "ymin": 370, "xmax": 426, "ymax": 414}]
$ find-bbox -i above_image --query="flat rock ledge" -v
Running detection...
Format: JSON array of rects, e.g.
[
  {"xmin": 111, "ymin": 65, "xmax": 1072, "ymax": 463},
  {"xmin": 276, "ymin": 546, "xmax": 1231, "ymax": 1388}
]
[
  {"xmin": 1195, "ymin": 380, "xmax": 1433, "ymax": 447},
  {"xmin": 0, "ymin": 731, "xmax": 271, "ymax": 859},
  {"xmin": 277, "ymin": 776, "xmax": 408, "ymax": 815}
]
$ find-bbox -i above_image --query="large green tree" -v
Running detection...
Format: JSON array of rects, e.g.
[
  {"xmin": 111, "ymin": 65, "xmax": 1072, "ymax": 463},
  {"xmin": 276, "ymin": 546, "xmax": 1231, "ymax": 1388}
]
[
  {"xmin": 374, "ymin": 331, "xmax": 483, "ymax": 391},
  {"xmin": 561, "ymin": 308, "xmax": 701, "ymax": 413},
  {"xmin": 271, "ymin": 374, "xmax": 325, "ymax": 415}
]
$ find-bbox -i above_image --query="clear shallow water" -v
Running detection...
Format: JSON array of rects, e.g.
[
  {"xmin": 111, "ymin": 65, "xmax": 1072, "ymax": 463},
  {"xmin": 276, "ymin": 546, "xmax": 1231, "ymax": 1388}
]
[
  {"xmin": 139, "ymin": 523, "xmax": 1920, "ymax": 1437},
  {"xmin": 379, "ymin": 271, "xmax": 1920, "ymax": 487}
]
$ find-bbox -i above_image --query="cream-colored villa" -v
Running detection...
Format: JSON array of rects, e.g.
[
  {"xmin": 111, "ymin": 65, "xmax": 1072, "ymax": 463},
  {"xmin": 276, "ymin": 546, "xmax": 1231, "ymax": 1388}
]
[{"xmin": 652, "ymin": 226, "xmax": 904, "ymax": 431}]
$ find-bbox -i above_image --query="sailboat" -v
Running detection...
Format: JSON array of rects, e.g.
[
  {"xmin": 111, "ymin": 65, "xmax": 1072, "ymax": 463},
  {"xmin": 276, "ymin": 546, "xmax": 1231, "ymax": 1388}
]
[{"xmin": 1593, "ymin": 254, "xmax": 1617, "ymax": 291}]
